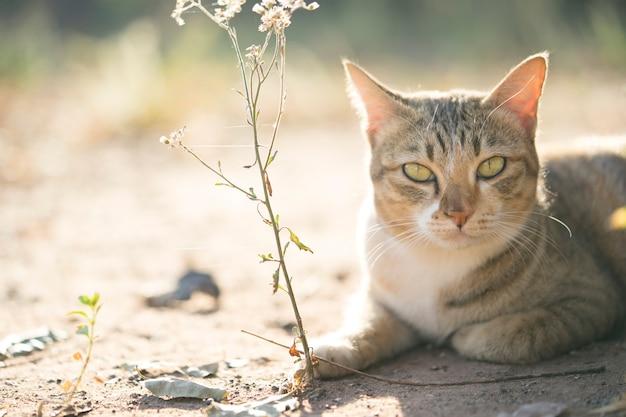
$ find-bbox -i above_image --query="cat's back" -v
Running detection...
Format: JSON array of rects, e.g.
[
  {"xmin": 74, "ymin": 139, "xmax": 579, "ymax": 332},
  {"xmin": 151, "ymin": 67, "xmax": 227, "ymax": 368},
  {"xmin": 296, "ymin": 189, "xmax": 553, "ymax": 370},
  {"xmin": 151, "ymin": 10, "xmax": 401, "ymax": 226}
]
[{"xmin": 542, "ymin": 139, "xmax": 626, "ymax": 289}]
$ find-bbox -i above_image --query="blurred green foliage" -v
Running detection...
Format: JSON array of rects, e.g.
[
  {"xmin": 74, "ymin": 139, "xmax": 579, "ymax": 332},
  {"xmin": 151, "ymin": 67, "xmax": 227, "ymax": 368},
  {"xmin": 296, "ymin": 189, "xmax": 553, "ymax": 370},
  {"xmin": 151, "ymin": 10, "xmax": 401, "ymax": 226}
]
[{"xmin": 1, "ymin": 0, "xmax": 625, "ymax": 82}]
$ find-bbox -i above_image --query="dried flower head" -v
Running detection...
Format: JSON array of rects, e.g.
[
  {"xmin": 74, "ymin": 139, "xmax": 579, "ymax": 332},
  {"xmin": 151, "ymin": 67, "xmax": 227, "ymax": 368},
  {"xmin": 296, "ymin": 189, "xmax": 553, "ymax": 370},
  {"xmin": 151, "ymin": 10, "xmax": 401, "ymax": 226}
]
[
  {"xmin": 253, "ymin": 0, "xmax": 318, "ymax": 33},
  {"xmin": 214, "ymin": 0, "xmax": 247, "ymax": 25},
  {"xmin": 245, "ymin": 44, "xmax": 263, "ymax": 67},
  {"xmin": 159, "ymin": 126, "xmax": 187, "ymax": 149}
]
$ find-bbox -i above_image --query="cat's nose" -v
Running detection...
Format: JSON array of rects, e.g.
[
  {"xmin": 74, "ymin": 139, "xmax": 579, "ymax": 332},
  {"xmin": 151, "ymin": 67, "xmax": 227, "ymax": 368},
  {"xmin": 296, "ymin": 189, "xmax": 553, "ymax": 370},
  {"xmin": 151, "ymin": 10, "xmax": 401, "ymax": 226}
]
[{"xmin": 444, "ymin": 210, "xmax": 473, "ymax": 229}]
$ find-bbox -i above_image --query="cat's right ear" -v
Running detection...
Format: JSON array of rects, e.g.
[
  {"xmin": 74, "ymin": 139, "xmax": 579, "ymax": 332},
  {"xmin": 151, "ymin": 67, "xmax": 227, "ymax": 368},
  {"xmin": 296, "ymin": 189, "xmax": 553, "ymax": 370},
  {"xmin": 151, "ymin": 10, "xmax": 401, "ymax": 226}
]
[{"xmin": 344, "ymin": 60, "xmax": 402, "ymax": 146}]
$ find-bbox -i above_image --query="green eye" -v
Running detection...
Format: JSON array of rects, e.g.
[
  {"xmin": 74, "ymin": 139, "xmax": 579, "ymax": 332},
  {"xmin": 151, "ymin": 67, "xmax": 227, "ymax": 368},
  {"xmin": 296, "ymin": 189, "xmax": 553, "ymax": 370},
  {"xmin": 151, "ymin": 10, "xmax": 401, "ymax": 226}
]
[
  {"xmin": 477, "ymin": 156, "xmax": 506, "ymax": 179},
  {"xmin": 403, "ymin": 163, "xmax": 435, "ymax": 182}
]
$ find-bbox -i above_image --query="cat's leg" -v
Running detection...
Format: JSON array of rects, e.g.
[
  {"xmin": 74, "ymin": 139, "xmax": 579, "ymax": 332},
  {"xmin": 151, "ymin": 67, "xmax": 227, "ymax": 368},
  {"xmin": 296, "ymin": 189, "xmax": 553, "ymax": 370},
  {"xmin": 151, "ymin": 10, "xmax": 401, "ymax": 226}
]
[
  {"xmin": 451, "ymin": 297, "xmax": 620, "ymax": 363},
  {"xmin": 312, "ymin": 296, "xmax": 418, "ymax": 378}
]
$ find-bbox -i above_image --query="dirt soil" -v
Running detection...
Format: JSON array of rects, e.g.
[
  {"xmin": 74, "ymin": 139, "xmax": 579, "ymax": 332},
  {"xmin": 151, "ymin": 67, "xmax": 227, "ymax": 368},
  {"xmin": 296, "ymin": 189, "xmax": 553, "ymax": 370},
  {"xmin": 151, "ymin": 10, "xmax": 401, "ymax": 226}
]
[{"xmin": 1, "ymin": 127, "xmax": 626, "ymax": 417}]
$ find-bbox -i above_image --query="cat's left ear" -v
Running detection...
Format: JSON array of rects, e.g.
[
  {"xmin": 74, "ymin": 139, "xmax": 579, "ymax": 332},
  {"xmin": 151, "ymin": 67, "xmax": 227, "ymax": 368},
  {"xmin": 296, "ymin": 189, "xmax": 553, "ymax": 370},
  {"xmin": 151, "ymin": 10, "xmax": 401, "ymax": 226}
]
[
  {"xmin": 483, "ymin": 52, "xmax": 549, "ymax": 138},
  {"xmin": 344, "ymin": 60, "xmax": 404, "ymax": 147}
]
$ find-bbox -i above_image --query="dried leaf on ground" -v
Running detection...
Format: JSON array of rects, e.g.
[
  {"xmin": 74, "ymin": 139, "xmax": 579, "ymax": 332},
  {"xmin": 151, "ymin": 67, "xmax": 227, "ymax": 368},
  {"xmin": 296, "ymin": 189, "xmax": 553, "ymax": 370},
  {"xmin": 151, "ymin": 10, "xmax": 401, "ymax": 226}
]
[
  {"xmin": 206, "ymin": 393, "xmax": 299, "ymax": 416},
  {"xmin": 497, "ymin": 402, "xmax": 568, "ymax": 417},
  {"xmin": 225, "ymin": 358, "xmax": 248, "ymax": 369},
  {"xmin": 181, "ymin": 363, "xmax": 219, "ymax": 378},
  {"xmin": 120, "ymin": 361, "xmax": 183, "ymax": 378},
  {"xmin": 0, "ymin": 327, "xmax": 66, "ymax": 360},
  {"xmin": 145, "ymin": 269, "xmax": 220, "ymax": 308},
  {"xmin": 144, "ymin": 377, "xmax": 226, "ymax": 400},
  {"xmin": 119, "ymin": 360, "xmax": 219, "ymax": 378}
]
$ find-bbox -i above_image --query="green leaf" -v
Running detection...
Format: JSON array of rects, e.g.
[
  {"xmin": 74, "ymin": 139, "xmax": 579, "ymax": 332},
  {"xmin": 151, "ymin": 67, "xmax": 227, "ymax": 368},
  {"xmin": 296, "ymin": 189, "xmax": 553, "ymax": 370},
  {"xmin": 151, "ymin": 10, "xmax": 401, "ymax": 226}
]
[
  {"xmin": 68, "ymin": 310, "xmax": 88, "ymax": 319},
  {"xmin": 91, "ymin": 292, "xmax": 100, "ymax": 307},
  {"xmin": 272, "ymin": 269, "xmax": 280, "ymax": 294},
  {"xmin": 78, "ymin": 295, "xmax": 91, "ymax": 306},
  {"xmin": 274, "ymin": 214, "xmax": 280, "ymax": 228},
  {"xmin": 258, "ymin": 253, "xmax": 274, "ymax": 263},
  {"xmin": 267, "ymin": 150, "xmax": 278, "ymax": 166},
  {"xmin": 287, "ymin": 229, "xmax": 313, "ymax": 253},
  {"xmin": 76, "ymin": 325, "xmax": 89, "ymax": 337},
  {"xmin": 215, "ymin": 182, "xmax": 231, "ymax": 187}
]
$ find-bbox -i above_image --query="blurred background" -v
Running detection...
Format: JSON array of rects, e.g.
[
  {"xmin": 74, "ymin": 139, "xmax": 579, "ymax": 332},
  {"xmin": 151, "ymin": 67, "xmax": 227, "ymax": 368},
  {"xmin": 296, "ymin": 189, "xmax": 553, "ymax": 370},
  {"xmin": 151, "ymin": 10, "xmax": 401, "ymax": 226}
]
[
  {"xmin": 1, "ymin": 1, "xmax": 626, "ymax": 411},
  {"xmin": 1, "ymin": 0, "xmax": 625, "ymax": 150}
]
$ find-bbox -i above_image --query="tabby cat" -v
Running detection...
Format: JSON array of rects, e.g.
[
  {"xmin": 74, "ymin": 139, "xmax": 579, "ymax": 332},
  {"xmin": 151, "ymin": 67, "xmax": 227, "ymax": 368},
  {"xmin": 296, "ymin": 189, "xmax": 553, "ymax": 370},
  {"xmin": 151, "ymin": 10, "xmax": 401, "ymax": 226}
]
[{"xmin": 313, "ymin": 53, "xmax": 626, "ymax": 377}]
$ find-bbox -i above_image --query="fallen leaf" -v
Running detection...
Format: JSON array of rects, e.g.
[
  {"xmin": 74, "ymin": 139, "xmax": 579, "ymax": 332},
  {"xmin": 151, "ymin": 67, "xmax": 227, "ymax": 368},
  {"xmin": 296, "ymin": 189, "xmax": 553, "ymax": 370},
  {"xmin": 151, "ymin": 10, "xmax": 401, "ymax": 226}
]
[
  {"xmin": 143, "ymin": 377, "xmax": 226, "ymax": 400},
  {"xmin": 225, "ymin": 358, "xmax": 248, "ymax": 369},
  {"xmin": 120, "ymin": 360, "xmax": 219, "ymax": 378},
  {"xmin": 497, "ymin": 402, "xmax": 568, "ymax": 417},
  {"xmin": 207, "ymin": 393, "xmax": 299, "ymax": 416},
  {"xmin": 121, "ymin": 360, "xmax": 183, "ymax": 378},
  {"xmin": 145, "ymin": 269, "xmax": 220, "ymax": 308},
  {"xmin": 181, "ymin": 363, "xmax": 219, "ymax": 378},
  {"xmin": 0, "ymin": 327, "xmax": 66, "ymax": 360}
]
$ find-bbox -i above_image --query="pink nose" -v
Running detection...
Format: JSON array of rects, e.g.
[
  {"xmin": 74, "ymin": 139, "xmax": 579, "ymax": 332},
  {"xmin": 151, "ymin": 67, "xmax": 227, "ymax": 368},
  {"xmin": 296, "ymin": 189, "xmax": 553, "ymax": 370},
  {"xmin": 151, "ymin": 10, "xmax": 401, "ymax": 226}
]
[{"xmin": 444, "ymin": 210, "xmax": 472, "ymax": 229}]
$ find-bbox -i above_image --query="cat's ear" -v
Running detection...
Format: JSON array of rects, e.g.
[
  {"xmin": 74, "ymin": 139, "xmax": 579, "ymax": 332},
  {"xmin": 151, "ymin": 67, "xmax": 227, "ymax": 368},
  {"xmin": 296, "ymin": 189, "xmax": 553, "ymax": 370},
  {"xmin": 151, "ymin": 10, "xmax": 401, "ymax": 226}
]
[
  {"xmin": 344, "ymin": 60, "xmax": 403, "ymax": 145},
  {"xmin": 483, "ymin": 52, "xmax": 549, "ymax": 137}
]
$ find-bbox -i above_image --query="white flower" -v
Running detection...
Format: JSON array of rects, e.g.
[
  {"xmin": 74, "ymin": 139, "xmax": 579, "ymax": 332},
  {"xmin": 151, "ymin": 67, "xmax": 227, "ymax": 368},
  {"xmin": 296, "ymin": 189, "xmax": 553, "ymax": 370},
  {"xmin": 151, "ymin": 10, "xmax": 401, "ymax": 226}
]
[
  {"xmin": 253, "ymin": 0, "xmax": 318, "ymax": 33},
  {"xmin": 259, "ymin": 6, "xmax": 291, "ymax": 32},
  {"xmin": 214, "ymin": 0, "xmax": 246, "ymax": 25},
  {"xmin": 160, "ymin": 126, "xmax": 187, "ymax": 149}
]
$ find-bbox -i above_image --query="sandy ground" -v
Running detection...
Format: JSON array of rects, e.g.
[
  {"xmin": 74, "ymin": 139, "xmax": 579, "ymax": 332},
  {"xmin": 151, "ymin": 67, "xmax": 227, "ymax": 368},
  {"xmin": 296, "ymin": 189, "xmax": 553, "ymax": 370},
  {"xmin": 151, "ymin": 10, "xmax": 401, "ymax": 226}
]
[{"xmin": 1, "ymin": 117, "xmax": 626, "ymax": 417}]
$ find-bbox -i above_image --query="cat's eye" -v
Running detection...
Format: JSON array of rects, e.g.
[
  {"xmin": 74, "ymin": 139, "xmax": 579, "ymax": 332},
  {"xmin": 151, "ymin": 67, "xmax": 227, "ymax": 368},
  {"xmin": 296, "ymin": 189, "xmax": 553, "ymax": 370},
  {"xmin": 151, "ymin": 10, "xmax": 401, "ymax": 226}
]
[
  {"xmin": 403, "ymin": 163, "xmax": 435, "ymax": 182},
  {"xmin": 477, "ymin": 156, "xmax": 506, "ymax": 179}
]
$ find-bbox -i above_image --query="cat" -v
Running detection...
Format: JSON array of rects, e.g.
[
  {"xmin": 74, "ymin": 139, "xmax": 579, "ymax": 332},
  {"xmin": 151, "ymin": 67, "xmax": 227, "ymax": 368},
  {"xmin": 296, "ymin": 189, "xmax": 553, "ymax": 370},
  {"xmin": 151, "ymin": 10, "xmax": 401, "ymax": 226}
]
[{"xmin": 312, "ymin": 53, "xmax": 626, "ymax": 378}]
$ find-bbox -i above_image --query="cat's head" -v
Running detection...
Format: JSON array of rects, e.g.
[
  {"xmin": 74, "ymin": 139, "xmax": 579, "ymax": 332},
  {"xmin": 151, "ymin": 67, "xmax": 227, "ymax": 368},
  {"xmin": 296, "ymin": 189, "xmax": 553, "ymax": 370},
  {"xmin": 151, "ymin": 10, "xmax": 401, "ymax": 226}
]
[{"xmin": 346, "ymin": 53, "xmax": 548, "ymax": 250}]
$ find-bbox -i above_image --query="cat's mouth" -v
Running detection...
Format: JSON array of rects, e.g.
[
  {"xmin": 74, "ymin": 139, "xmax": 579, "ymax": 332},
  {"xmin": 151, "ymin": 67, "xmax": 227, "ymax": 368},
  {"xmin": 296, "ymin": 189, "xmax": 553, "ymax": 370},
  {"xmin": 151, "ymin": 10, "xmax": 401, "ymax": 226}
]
[{"xmin": 429, "ymin": 227, "xmax": 485, "ymax": 249}]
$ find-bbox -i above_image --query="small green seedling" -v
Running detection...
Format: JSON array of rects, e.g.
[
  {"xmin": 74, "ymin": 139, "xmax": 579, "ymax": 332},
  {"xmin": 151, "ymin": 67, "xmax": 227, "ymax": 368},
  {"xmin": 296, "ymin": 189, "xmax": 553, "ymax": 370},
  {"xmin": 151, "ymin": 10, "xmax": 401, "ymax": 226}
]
[{"xmin": 63, "ymin": 293, "xmax": 102, "ymax": 405}]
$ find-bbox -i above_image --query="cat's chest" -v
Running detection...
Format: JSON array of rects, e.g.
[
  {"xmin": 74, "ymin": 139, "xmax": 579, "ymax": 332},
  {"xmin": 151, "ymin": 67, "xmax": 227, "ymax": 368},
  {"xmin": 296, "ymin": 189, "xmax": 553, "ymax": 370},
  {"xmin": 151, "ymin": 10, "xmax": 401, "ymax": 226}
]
[{"xmin": 366, "ymin": 234, "xmax": 482, "ymax": 341}]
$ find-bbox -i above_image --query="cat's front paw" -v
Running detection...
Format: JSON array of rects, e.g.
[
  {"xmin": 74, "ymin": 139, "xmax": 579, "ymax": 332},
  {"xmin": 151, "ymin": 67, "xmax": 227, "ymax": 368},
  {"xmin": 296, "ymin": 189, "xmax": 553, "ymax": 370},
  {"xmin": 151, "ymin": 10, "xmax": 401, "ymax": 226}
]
[
  {"xmin": 451, "ymin": 320, "xmax": 543, "ymax": 364},
  {"xmin": 311, "ymin": 338, "xmax": 362, "ymax": 379}
]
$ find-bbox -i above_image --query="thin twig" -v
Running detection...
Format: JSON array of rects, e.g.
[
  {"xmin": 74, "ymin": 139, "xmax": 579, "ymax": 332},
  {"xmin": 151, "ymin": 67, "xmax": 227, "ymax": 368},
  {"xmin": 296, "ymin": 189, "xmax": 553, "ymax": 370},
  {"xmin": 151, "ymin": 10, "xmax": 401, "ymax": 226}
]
[
  {"xmin": 241, "ymin": 330, "xmax": 606, "ymax": 388},
  {"xmin": 180, "ymin": 143, "xmax": 261, "ymax": 201}
]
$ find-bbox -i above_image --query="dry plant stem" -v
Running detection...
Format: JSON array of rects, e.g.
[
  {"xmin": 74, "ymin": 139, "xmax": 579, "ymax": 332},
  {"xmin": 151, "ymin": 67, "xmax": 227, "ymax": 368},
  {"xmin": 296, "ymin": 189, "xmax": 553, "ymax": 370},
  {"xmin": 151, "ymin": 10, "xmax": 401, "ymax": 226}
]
[
  {"xmin": 177, "ymin": 2, "xmax": 315, "ymax": 381},
  {"xmin": 235, "ymin": 31, "xmax": 315, "ymax": 380},
  {"xmin": 241, "ymin": 330, "xmax": 606, "ymax": 388}
]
